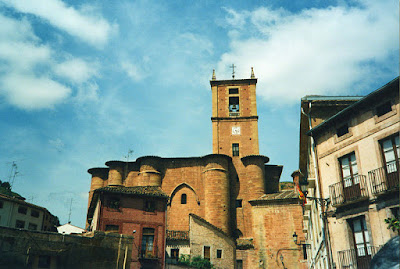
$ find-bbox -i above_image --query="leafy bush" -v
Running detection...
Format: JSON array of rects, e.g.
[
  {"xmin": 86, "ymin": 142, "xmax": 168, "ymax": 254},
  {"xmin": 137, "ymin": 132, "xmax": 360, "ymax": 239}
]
[
  {"xmin": 178, "ymin": 255, "xmax": 214, "ymax": 269},
  {"xmin": 385, "ymin": 217, "xmax": 400, "ymax": 232},
  {"xmin": 190, "ymin": 256, "xmax": 213, "ymax": 269}
]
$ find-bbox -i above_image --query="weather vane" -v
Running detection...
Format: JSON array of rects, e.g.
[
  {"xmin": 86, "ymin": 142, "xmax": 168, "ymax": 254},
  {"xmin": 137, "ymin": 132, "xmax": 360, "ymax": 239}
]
[{"xmin": 230, "ymin": 64, "xmax": 236, "ymax": 79}]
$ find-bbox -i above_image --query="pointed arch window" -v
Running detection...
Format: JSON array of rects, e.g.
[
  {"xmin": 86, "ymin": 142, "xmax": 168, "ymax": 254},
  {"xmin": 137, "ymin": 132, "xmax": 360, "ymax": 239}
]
[{"xmin": 181, "ymin": 194, "xmax": 187, "ymax": 204}]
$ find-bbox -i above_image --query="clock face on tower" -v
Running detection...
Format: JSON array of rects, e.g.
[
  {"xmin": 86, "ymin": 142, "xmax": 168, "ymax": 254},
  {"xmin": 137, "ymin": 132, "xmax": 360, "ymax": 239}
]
[{"xmin": 232, "ymin": 126, "xmax": 241, "ymax": 135}]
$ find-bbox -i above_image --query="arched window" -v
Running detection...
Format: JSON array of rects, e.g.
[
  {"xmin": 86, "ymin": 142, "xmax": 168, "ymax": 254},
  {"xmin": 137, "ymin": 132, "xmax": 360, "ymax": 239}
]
[{"xmin": 181, "ymin": 194, "xmax": 187, "ymax": 204}]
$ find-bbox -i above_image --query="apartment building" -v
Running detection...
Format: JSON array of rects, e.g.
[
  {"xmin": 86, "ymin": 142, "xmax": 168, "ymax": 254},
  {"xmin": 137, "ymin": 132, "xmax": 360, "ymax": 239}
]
[{"xmin": 304, "ymin": 77, "xmax": 399, "ymax": 269}]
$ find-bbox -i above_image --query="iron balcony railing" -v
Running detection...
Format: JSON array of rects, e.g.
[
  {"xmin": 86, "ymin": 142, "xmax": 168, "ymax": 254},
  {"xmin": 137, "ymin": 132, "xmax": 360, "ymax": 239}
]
[
  {"xmin": 338, "ymin": 246, "xmax": 380, "ymax": 269},
  {"xmin": 139, "ymin": 245, "xmax": 159, "ymax": 260},
  {"xmin": 329, "ymin": 175, "xmax": 369, "ymax": 207},
  {"xmin": 368, "ymin": 161, "xmax": 399, "ymax": 195}
]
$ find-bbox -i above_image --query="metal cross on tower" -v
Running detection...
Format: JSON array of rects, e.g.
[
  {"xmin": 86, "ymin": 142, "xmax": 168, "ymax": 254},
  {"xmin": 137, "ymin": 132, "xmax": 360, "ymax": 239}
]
[{"xmin": 230, "ymin": 64, "xmax": 236, "ymax": 79}]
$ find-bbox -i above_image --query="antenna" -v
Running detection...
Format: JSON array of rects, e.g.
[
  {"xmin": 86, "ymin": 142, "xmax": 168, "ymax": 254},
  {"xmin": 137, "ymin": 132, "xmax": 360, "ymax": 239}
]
[
  {"xmin": 68, "ymin": 198, "xmax": 73, "ymax": 224},
  {"xmin": 230, "ymin": 64, "xmax": 236, "ymax": 79},
  {"xmin": 124, "ymin": 149, "xmax": 134, "ymax": 179},
  {"xmin": 8, "ymin": 161, "xmax": 20, "ymax": 189}
]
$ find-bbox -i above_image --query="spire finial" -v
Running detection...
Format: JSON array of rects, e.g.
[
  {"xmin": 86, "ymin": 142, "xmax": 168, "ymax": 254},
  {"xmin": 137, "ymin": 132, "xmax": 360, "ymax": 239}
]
[
  {"xmin": 212, "ymin": 69, "xmax": 216, "ymax": 81},
  {"xmin": 251, "ymin": 67, "xmax": 255, "ymax": 79}
]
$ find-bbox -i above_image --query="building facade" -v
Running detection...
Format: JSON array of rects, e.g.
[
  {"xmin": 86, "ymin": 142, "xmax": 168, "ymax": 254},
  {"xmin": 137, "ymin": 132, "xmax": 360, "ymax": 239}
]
[
  {"xmin": 299, "ymin": 95, "xmax": 363, "ymax": 268},
  {"xmin": 0, "ymin": 193, "xmax": 59, "ymax": 232},
  {"xmin": 86, "ymin": 70, "xmax": 306, "ymax": 269},
  {"xmin": 302, "ymin": 77, "xmax": 399, "ymax": 269},
  {"xmin": 87, "ymin": 186, "xmax": 168, "ymax": 269}
]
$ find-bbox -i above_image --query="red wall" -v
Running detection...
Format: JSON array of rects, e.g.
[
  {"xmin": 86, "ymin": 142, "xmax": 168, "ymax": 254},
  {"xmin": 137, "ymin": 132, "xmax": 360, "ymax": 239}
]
[{"xmin": 98, "ymin": 194, "xmax": 167, "ymax": 269}]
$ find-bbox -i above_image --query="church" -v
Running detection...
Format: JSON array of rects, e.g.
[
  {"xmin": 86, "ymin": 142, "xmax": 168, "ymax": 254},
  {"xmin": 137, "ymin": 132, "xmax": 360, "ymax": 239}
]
[{"xmin": 86, "ymin": 69, "xmax": 306, "ymax": 269}]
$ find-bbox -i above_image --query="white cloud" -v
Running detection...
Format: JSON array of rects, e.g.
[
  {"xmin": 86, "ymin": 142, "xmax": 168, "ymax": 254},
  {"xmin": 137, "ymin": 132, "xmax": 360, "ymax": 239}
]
[
  {"xmin": 0, "ymin": 13, "xmax": 101, "ymax": 109},
  {"xmin": 121, "ymin": 61, "xmax": 144, "ymax": 82},
  {"xmin": 223, "ymin": 7, "xmax": 248, "ymax": 29},
  {"xmin": 1, "ymin": 73, "xmax": 71, "ymax": 109},
  {"xmin": 218, "ymin": 0, "xmax": 399, "ymax": 104},
  {"xmin": 55, "ymin": 58, "xmax": 99, "ymax": 84},
  {"xmin": 1, "ymin": 0, "xmax": 116, "ymax": 47}
]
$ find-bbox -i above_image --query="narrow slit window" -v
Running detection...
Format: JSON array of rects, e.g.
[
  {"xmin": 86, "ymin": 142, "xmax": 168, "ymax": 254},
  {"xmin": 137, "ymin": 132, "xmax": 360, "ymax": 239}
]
[
  {"xmin": 181, "ymin": 193, "xmax": 187, "ymax": 204},
  {"xmin": 236, "ymin": 199, "xmax": 242, "ymax": 208},
  {"xmin": 217, "ymin": 249, "xmax": 222, "ymax": 258},
  {"xmin": 232, "ymin": 143, "xmax": 239, "ymax": 156}
]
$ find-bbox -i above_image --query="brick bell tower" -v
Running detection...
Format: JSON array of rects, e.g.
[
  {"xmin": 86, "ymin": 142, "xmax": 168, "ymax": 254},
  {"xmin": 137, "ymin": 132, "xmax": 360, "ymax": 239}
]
[{"xmin": 210, "ymin": 67, "xmax": 259, "ymax": 157}]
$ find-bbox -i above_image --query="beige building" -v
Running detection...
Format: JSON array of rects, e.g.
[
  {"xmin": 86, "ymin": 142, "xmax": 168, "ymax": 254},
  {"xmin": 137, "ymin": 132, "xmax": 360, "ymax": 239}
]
[
  {"xmin": 0, "ymin": 193, "xmax": 58, "ymax": 232},
  {"xmin": 301, "ymin": 77, "xmax": 399, "ymax": 269}
]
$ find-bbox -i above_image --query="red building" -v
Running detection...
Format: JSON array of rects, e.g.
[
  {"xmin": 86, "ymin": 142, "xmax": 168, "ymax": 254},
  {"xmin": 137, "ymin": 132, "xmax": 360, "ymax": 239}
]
[{"xmin": 87, "ymin": 185, "xmax": 168, "ymax": 269}]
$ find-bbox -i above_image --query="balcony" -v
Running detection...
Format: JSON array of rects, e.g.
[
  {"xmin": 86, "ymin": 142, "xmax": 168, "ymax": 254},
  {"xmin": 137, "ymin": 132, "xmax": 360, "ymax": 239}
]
[
  {"xmin": 139, "ymin": 245, "xmax": 159, "ymax": 260},
  {"xmin": 338, "ymin": 246, "xmax": 380, "ymax": 269},
  {"xmin": 329, "ymin": 175, "xmax": 369, "ymax": 207},
  {"xmin": 368, "ymin": 162, "xmax": 399, "ymax": 195}
]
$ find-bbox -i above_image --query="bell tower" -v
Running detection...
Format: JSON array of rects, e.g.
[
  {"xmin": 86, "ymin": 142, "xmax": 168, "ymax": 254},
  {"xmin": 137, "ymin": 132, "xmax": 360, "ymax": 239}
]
[{"xmin": 210, "ymin": 68, "xmax": 259, "ymax": 158}]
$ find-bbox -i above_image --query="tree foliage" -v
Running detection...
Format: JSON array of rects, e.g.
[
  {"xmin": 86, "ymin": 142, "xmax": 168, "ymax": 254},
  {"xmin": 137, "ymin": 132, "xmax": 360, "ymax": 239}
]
[{"xmin": 385, "ymin": 217, "xmax": 400, "ymax": 232}]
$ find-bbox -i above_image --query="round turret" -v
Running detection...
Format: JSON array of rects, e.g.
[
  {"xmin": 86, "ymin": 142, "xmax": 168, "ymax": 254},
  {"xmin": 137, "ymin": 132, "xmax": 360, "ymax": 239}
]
[
  {"xmin": 137, "ymin": 156, "xmax": 162, "ymax": 187},
  {"xmin": 202, "ymin": 154, "xmax": 231, "ymax": 234},
  {"xmin": 241, "ymin": 155, "xmax": 269, "ymax": 199},
  {"xmin": 105, "ymin": 161, "xmax": 125, "ymax": 186}
]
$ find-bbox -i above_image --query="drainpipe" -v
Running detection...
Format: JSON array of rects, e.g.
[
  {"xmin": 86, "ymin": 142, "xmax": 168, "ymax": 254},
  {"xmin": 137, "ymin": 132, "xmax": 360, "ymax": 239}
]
[{"xmin": 307, "ymin": 102, "xmax": 334, "ymax": 269}]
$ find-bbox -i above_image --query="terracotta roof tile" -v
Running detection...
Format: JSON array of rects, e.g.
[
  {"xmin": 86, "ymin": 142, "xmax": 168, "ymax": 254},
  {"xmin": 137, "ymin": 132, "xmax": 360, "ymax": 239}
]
[{"xmin": 94, "ymin": 186, "xmax": 169, "ymax": 199}]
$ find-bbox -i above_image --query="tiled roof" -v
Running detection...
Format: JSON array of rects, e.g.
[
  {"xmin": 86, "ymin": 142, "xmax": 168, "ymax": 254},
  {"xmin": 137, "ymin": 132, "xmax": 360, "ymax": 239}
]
[
  {"xmin": 166, "ymin": 230, "xmax": 189, "ymax": 240},
  {"xmin": 236, "ymin": 238, "xmax": 254, "ymax": 250},
  {"xmin": 257, "ymin": 190, "xmax": 299, "ymax": 200},
  {"xmin": 189, "ymin": 214, "xmax": 230, "ymax": 239},
  {"xmin": 94, "ymin": 186, "xmax": 169, "ymax": 199},
  {"xmin": 307, "ymin": 76, "xmax": 399, "ymax": 135}
]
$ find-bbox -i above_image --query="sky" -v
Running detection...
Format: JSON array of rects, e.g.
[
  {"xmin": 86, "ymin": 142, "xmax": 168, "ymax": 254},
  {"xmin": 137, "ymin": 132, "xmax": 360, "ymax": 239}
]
[{"xmin": 0, "ymin": 0, "xmax": 398, "ymax": 228}]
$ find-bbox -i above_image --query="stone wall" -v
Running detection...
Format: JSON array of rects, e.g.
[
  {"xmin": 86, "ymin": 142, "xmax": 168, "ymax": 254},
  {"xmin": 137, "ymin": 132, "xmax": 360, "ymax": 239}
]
[
  {"xmin": 189, "ymin": 214, "xmax": 235, "ymax": 269},
  {"xmin": 0, "ymin": 227, "xmax": 133, "ymax": 269}
]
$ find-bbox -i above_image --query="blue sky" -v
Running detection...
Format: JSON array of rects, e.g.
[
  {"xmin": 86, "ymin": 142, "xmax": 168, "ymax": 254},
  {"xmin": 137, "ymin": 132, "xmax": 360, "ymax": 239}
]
[{"xmin": 0, "ymin": 0, "xmax": 398, "ymax": 228}]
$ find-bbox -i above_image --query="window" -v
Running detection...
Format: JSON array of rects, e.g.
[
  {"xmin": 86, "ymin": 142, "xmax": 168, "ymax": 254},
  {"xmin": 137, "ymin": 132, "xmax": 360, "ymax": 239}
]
[
  {"xmin": 229, "ymin": 88, "xmax": 239, "ymax": 94},
  {"xmin": 28, "ymin": 223, "xmax": 38, "ymax": 231},
  {"xmin": 15, "ymin": 220, "xmax": 25, "ymax": 229},
  {"xmin": 105, "ymin": 225, "xmax": 119, "ymax": 232},
  {"xmin": 339, "ymin": 153, "xmax": 361, "ymax": 201},
  {"xmin": 18, "ymin": 206, "xmax": 27, "ymax": 215},
  {"xmin": 145, "ymin": 200, "xmax": 156, "ymax": 212},
  {"xmin": 380, "ymin": 136, "xmax": 399, "ymax": 189},
  {"xmin": 181, "ymin": 194, "xmax": 187, "ymax": 204},
  {"xmin": 38, "ymin": 255, "xmax": 51, "ymax": 268},
  {"xmin": 171, "ymin": 249, "xmax": 179, "ymax": 260},
  {"xmin": 0, "ymin": 201, "xmax": 3, "ymax": 209},
  {"xmin": 229, "ymin": 97, "xmax": 239, "ymax": 112},
  {"xmin": 376, "ymin": 101, "xmax": 392, "ymax": 117},
  {"xmin": 203, "ymin": 246, "xmax": 210, "ymax": 260},
  {"xmin": 236, "ymin": 199, "xmax": 242, "ymax": 208},
  {"xmin": 31, "ymin": 210, "xmax": 39, "ymax": 218},
  {"xmin": 141, "ymin": 228, "xmax": 155, "ymax": 257},
  {"xmin": 107, "ymin": 197, "xmax": 120, "ymax": 209},
  {"xmin": 340, "ymin": 153, "xmax": 359, "ymax": 186},
  {"xmin": 217, "ymin": 249, "xmax": 222, "ymax": 259},
  {"xmin": 237, "ymin": 260, "xmax": 243, "ymax": 269},
  {"xmin": 337, "ymin": 124, "xmax": 349, "ymax": 137},
  {"xmin": 232, "ymin": 143, "xmax": 239, "ymax": 157},
  {"xmin": 381, "ymin": 136, "xmax": 399, "ymax": 173},
  {"xmin": 350, "ymin": 216, "xmax": 371, "ymax": 262}
]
